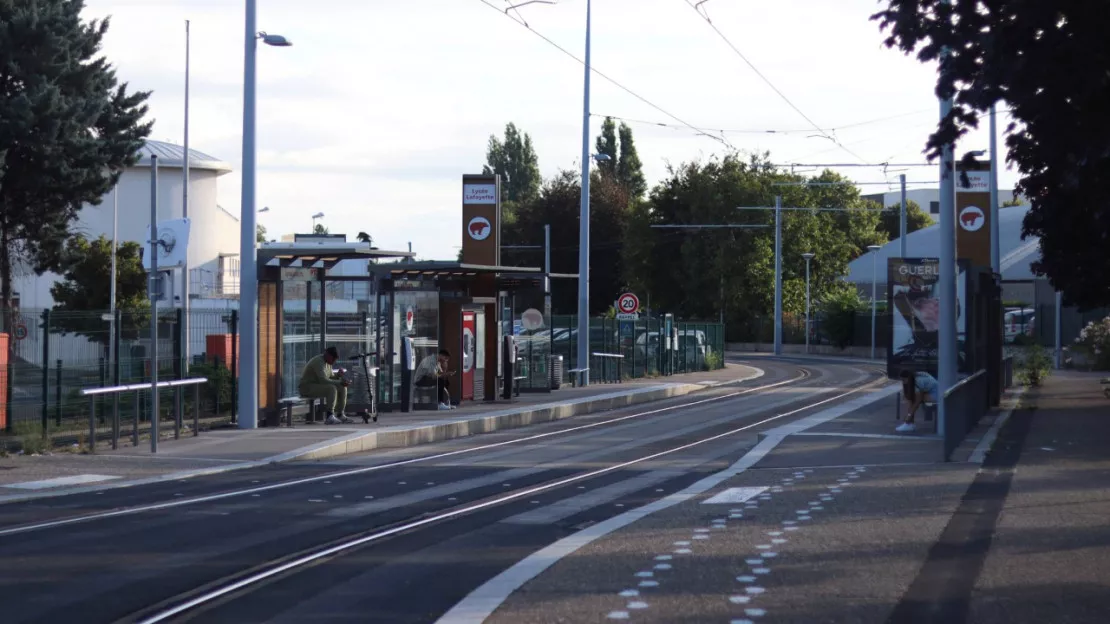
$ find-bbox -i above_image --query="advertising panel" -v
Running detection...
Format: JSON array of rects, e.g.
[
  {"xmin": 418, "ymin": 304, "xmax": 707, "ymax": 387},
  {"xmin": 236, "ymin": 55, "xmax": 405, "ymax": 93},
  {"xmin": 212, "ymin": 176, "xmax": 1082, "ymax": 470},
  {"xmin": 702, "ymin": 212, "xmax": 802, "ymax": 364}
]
[{"xmin": 887, "ymin": 258, "xmax": 969, "ymax": 377}]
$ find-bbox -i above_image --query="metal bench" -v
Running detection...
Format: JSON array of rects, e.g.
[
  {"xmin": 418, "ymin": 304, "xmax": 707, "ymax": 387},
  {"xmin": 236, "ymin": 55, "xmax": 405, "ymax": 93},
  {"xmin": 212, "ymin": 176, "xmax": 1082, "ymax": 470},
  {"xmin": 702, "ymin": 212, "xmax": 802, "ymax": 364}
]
[
  {"xmin": 567, "ymin": 368, "xmax": 589, "ymax": 387},
  {"xmin": 277, "ymin": 396, "xmax": 322, "ymax": 427}
]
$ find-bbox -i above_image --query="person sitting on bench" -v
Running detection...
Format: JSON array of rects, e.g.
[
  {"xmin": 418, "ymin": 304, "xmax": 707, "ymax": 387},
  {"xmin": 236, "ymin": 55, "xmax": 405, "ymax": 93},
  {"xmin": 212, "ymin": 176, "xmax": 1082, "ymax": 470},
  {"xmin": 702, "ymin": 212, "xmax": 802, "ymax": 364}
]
[
  {"xmin": 298, "ymin": 347, "xmax": 354, "ymax": 425},
  {"xmin": 898, "ymin": 368, "xmax": 938, "ymax": 433},
  {"xmin": 415, "ymin": 349, "xmax": 455, "ymax": 410}
]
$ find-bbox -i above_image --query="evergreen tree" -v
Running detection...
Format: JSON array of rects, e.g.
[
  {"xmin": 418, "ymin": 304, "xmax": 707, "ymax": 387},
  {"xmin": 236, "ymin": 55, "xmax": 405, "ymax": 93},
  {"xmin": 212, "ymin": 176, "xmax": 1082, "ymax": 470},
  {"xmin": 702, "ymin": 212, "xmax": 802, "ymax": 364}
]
[{"xmin": 0, "ymin": 1, "xmax": 152, "ymax": 314}]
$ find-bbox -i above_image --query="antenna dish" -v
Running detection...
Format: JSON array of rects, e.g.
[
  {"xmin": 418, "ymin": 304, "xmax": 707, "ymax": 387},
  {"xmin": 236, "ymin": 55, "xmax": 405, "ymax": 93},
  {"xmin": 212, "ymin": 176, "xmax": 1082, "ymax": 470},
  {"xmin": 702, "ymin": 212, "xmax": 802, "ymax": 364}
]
[{"xmin": 143, "ymin": 218, "xmax": 191, "ymax": 271}]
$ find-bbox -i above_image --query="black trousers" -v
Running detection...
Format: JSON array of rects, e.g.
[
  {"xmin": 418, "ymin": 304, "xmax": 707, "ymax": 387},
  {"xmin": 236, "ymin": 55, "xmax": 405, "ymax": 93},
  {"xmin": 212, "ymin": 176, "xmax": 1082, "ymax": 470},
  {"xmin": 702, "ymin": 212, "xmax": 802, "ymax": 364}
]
[{"xmin": 416, "ymin": 376, "xmax": 450, "ymax": 404}]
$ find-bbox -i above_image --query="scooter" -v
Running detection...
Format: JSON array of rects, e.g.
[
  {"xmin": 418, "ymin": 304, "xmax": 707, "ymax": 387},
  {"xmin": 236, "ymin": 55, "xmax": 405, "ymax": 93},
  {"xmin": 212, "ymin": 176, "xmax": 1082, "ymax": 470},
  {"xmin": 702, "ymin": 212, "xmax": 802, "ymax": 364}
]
[{"xmin": 345, "ymin": 353, "xmax": 379, "ymax": 423}]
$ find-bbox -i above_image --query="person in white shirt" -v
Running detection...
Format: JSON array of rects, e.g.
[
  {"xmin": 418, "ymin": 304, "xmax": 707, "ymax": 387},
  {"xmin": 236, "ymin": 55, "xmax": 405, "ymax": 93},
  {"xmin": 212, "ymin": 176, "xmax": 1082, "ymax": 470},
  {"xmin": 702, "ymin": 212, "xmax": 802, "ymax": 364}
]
[{"xmin": 415, "ymin": 349, "xmax": 455, "ymax": 410}]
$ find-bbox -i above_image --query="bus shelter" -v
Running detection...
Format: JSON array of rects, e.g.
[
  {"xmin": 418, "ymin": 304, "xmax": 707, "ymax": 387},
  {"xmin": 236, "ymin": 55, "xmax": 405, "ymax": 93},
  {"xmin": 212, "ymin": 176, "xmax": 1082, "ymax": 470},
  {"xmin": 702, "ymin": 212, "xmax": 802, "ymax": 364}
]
[{"xmin": 255, "ymin": 246, "xmax": 560, "ymax": 421}]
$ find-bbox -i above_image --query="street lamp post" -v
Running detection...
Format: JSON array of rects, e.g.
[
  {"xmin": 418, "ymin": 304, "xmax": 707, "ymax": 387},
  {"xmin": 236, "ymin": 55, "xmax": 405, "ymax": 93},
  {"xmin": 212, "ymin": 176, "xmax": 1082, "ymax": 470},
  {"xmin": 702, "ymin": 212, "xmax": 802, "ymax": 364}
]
[
  {"xmin": 238, "ymin": 0, "xmax": 291, "ymax": 430},
  {"xmin": 575, "ymin": 0, "xmax": 594, "ymax": 388},
  {"xmin": 868, "ymin": 244, "xmax": 882, "ymax": 360},
  {"xmin": 802, "ymin": 252, "xmax": 814, "ymax": 354},
  {"xmin": 311, "ymin": 211, "xmax": 324, "ymax": 232}
]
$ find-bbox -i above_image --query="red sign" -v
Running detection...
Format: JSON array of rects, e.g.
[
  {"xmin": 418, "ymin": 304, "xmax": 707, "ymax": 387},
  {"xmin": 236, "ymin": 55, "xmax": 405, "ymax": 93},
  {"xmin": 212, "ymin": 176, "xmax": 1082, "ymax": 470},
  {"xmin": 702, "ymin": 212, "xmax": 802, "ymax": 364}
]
[
  {"xmin": 461, "ymin": 312, "xmax": 476, "ymax": 401},
  {"xmin": 617, "ymin": 293, "xmax": 640, "ymax": 315}
]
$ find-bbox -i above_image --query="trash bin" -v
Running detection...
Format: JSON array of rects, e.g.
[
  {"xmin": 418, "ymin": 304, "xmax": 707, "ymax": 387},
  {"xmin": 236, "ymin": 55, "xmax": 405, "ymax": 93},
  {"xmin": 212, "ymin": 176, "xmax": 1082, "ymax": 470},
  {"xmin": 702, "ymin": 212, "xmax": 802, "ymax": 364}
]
[{"xmin": 550, "ymin": 355, "xmax": 564, "ymax": 390}]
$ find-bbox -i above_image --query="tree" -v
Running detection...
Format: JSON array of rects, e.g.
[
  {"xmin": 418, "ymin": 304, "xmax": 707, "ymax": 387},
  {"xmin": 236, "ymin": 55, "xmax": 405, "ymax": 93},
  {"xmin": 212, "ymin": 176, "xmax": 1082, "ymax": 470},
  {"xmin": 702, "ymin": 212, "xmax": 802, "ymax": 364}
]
[
  {"xmin": 1002, "ymin": 196, "xmax": 1024, "ymax": 208},
  {"xmin": 313, "ymin": 223, "xmax": 329, "ymax": 235},
  {"xmin": 594, "ymin": 117, "xmax": 647, "ymax": 198},
  {"xmin": 49, "ymin": 235, "xmax": 148, "ymax": 346},
  {"xmin": 878, "ymin": 200, "xmax": 933, "ymax": 241},
  {"xmin": 617, "ymin": 123, "xmax": 647, "ymax": 199},
  {"xmin": 483, "ymin": 122, "xmax": 541, "ymax": 204},
  {"xmin": 0, "ymin": 2, "xmax": 152, "ymax": 315},
  {"xmin": 873, "ymin": 1, "xmax": 1110, "ymax": 309},
  {"xmin": 256, "ymin": 224, "xmax": 268, "ymax": 243}
]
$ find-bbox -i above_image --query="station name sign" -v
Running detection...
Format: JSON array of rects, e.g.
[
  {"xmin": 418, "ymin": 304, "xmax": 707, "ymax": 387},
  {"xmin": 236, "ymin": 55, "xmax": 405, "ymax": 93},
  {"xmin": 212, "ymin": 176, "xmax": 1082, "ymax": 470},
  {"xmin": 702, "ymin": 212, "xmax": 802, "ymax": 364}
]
[{"xmin": 463, "ymin": 183, "xmax": 497, "ymax": 204}]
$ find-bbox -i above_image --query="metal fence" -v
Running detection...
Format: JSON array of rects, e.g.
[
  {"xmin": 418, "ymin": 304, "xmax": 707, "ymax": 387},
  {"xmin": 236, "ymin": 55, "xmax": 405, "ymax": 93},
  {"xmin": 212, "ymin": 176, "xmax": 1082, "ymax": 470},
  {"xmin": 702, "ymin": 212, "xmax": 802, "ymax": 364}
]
[
  {"xmin": 2, "ymin": 307, "xmax": 239, "ymax": 436},
  {"xmin": 547, "ymin": 316, "xmax": 726, "ymax": 382}
]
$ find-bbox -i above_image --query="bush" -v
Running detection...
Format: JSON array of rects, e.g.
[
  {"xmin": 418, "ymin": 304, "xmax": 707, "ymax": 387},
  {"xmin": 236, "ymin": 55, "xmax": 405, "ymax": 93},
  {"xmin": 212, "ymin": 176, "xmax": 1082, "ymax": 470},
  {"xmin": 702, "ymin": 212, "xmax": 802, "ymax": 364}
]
[
  {"xmin": 820, "ymin": 287, "xmax": 867, "ymax": 349},
  {"xmin": 1016, "ymin": 344, "xmax": 1053, "ymax": 386},
  {"xmin": 1072, "ymin": 316, "xmax": 1110, "ymax": 371},
  {"xmin": 704, "ymin": 351, "xmax": 723, "ymax": 371},
  {"xmin": 188, "ymin": 361, "xmax": 235, "ymax": 414}
]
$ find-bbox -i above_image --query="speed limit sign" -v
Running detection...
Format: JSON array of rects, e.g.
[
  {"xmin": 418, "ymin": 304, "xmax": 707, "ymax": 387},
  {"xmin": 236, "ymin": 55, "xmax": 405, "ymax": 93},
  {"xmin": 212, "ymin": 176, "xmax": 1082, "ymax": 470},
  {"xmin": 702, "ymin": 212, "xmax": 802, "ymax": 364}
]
[{"xmin": 617, "ymin": 292, "xmax": 640, "ymax": 315}]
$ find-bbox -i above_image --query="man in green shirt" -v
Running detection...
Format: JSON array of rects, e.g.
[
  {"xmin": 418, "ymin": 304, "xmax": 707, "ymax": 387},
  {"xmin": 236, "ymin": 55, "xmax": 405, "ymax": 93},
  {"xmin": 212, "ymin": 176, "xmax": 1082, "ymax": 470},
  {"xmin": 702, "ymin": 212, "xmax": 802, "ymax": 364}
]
[{"xmin": 299, "ymin": 347, "xmax": 353, "ymax": 424}]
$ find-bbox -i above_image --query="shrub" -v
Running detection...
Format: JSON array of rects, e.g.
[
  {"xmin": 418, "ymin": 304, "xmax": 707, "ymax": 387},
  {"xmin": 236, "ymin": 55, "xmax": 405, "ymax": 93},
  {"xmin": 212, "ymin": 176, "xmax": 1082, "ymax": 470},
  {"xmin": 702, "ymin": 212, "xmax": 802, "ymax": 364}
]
[
  {"xmin": 704, "ymin": 351, "xmax": 723, "ymax": 371},
  {"xmin": 820, "ymin": 287, "xmax": 867, "ymax": 349},
  {"xmin": 1016, "ymin": 344, "xmax": 1053, "ymax": 386},
  {"xmin": 1073, "ymin": 316, "xmax": 1110, "ymax": 371}
]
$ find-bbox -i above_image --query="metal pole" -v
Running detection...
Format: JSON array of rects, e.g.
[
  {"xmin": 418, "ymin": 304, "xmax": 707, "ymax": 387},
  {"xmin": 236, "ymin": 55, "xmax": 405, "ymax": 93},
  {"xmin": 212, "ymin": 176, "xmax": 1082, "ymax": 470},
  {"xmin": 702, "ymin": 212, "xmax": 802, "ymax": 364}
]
[
  {"xmin": 937, "ymin": 0, "xmax": 957, "ymax": 440},
  {"xmin": 575, "ymin": 0, "xmax": 592, "ymax": 387},
  {"xmin": 804, "ymin": 257, "xmax": 811, "ymax": 354},
  {"xmin": 182, "ymin": 19, "xmax": 192, "ymax": 374},
  {"xmin": 109, "ymin": 185, "xmax": 118, "ymax": 369},
  {"xmin": 773, "ymin": 195, "xmax": 783, "ymax": 356},
  {"xmin": 989, "ymin": 103, "xmax": 1000, "ymax": 273},
  {"xmin": 1055, "ymin": 291, "xmax": 1063, "ymax": 369},
  {"xmin": 899, "ymin": 173, "xmax": 908, "ymax": 257},
  {"xmin": 238, "ymin": 0, "xmax": 259, "ymax": 429},
  {"xmin": 149, "ymin": 155, "xmax": 160, "ymax": 453},
  {"xmin": 871, "ymin": 252, "xmax": 878, "ymax": 360},
  {"xmin": 544, "ymin": 224, "xmax": 552, "ymax": 319}
]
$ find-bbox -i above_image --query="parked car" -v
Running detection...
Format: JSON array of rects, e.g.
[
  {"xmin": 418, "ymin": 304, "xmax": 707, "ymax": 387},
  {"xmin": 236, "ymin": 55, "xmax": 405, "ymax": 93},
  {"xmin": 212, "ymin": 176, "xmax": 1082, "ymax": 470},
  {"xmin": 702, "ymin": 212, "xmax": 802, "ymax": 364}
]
[
  {"xmin": 634, "ymin": 330, "xmax": 712, "ymax": 363},
  {"xmin": 1004, "ymin": 308, "xmax": 1035, "ymax": 343}
]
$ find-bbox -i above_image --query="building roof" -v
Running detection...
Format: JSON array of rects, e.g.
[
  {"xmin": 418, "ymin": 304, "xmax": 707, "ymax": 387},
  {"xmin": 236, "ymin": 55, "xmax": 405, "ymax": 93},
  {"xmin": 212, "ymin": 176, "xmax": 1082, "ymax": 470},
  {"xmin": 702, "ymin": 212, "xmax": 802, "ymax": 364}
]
[
  {"xmin": 132, "ymin": 140, "xmax": 232, "ymax": 175},
  {"xmin": 844, "ymin": 204, "xmax": 1042, "ymax": 283},
  {"xmin": 258, "ymin": 241, "xmax": 414, "ymax": 268}
]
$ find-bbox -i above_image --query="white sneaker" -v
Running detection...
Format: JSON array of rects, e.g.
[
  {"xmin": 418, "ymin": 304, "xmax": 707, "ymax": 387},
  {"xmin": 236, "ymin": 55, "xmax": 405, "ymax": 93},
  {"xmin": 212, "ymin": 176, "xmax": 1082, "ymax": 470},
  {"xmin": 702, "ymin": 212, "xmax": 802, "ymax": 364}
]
[
  {"xmin": 325, "ymin": 414, "xmax": 342, "ymax": 425},
  {"xmin": 895, "ymin": 422, "xmax": 916, "ymax": 433},
  {"xmin": 438, "ymin": 403, "xmax": 452, "ymax": 411}
]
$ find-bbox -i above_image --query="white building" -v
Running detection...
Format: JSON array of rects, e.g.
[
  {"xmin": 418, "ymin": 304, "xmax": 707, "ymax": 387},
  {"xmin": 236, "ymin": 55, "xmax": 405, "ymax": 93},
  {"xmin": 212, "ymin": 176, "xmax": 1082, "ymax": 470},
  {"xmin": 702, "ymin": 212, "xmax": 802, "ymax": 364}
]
[{"xmin": 12, "ymin": 139, "xmax": 240, "ymax": 311}]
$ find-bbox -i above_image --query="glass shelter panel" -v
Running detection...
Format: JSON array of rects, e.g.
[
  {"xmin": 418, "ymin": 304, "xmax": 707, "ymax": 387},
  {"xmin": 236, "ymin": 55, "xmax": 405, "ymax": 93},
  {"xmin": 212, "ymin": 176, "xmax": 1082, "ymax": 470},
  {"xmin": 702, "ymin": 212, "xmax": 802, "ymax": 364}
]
[
  {"xmin": 390, "ymin": 286, "xmax": 440, "ymax": 409},
  {"xmin": 281, "ymin": 279, "xmax": 323, "ymax": 398}
]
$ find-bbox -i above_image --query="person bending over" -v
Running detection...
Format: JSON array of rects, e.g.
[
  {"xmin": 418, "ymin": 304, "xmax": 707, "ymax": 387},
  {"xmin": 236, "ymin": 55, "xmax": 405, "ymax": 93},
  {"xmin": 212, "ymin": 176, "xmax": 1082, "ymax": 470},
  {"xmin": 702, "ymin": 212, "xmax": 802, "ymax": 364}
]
[
  {"xmin": 298, "ymin": 347, "xmax": 354, "ymax": 425},
  {"xmin": 898, "ymin": 368, "xmax": 937, "ymax": 433}
]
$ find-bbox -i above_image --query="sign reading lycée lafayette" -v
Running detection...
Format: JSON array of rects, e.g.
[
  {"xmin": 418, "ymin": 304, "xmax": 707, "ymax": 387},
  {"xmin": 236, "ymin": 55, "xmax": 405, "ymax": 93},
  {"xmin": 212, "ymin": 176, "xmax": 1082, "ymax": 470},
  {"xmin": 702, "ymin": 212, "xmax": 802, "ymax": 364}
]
[
  {"xmin": 461, "ymin": 174, "xmax": 501, "ymax": 266},
  {"xmin": 463, "ymin": 183, "xmax": 497, "ymax": 204}
]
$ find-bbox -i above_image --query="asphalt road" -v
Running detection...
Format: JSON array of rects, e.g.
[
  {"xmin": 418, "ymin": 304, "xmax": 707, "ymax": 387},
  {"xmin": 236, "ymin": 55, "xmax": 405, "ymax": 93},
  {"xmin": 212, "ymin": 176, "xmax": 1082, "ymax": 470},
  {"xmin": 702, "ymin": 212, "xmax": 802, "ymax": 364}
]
[{"xmin": 0, "ymin": 358, "xmax": 884, "ymax": 624}]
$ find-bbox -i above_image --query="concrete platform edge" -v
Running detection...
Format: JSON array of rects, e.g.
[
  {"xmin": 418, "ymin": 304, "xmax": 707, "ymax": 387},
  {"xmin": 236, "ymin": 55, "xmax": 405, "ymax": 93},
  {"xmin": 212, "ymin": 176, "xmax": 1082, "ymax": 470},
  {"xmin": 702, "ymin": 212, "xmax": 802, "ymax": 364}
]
[{"xmin": 0, "ymin": 368, "xmax": 763, "ymax": 505}]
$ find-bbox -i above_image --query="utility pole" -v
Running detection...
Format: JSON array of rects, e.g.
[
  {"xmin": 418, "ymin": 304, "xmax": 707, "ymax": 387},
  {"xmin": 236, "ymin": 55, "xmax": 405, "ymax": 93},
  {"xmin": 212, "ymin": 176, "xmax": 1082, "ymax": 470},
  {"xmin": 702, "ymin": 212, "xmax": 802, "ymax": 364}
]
[
  {"xmin": 575, "ymin": 0, "xmax": 593, "ymax": 387},
  {"xmin": 936, "ymin": 0, "xmax": 958, "ymax": 440},
  {"xmin": 181, "ymin": 19, "xmax": 192, "ymax": 373},
  {"xmin": 899, "ymin": 173, "xmax": 908, "ymax": 257},
  {"xmin": 773, "ymin": 195, "xmax": 783, "ymax": 356},
  {"xmin": 149, "ymin": 156, "xmax": 160, "ymax": 452}
]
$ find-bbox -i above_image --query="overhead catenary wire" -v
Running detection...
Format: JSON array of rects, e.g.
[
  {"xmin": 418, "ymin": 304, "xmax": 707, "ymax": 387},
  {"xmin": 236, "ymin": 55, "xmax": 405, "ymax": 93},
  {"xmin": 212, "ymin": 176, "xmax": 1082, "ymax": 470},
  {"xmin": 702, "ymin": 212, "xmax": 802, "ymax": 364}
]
[
  {"xmin": 592, "ymin": 108, "xmax": 936, "ymax": 137},
  {"xmin": 681, "ymin": 0, "xmax": 867, "ymax": 163},
  {"xmin": 478, "ymin": 0, "xmax": 736, "ymax": 151}
]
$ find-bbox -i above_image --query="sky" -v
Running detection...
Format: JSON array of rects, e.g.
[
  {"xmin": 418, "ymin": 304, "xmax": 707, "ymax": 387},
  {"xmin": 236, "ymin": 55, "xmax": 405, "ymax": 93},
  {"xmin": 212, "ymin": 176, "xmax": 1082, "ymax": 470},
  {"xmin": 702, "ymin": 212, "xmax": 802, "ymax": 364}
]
[{"xmin": 82, "ymin": 0, "xmax": 1019, "ymax": 258}]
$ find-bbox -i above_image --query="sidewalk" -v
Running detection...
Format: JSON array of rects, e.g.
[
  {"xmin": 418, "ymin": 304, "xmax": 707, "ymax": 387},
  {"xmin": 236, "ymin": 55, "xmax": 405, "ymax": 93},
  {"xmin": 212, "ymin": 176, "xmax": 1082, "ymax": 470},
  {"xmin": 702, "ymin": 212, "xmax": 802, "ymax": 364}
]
[
  {"xmin": 968, "ymin": 370, "xmax": 1110, "ymax": 623},
  {"xmin": 0, "ymin": 363, "xmax": 760, "ymax": 503}
]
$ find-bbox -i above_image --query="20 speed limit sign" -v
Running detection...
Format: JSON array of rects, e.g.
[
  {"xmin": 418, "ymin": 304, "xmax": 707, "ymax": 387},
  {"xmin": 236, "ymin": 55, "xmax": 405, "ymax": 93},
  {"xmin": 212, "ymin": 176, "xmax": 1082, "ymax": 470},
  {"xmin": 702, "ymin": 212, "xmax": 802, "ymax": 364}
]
[{"xmin": 617, "ymin": 293, "xmax": 640, "ymax": 315}]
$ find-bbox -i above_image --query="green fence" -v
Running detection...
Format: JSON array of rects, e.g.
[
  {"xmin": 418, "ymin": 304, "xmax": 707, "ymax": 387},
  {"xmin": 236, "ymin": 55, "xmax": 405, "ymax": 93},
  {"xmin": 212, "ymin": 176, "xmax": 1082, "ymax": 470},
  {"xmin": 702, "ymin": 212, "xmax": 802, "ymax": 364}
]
[
  {"xmin": 547, "ymin": 316, "xmax": 726, "ymax": 382},
  {"xmin": 2, "ymin": 307, "xmax": 239, "ymax": 437}
]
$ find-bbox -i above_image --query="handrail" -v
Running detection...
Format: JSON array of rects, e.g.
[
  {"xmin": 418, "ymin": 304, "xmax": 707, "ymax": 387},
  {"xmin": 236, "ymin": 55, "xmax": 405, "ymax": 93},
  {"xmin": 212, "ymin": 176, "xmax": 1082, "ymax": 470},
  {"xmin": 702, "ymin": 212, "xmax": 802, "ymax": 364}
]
[
  {"xmin": 942, "ymin": 369, "xmax": 987, "ymax": 400},
  {"xmin": 80, "ymin": 377, "xmax": 208, "ymax": 397},
  {"xmin": 591, "ymin": 352, "xmax": 625, "ymax": 359}
]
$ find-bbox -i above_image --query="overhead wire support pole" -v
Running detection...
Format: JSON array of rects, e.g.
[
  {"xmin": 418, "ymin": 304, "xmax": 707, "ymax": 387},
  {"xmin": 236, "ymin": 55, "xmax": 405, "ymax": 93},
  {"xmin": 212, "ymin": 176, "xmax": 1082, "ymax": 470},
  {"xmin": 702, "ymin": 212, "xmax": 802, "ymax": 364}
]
[
  {"xmin": 936, "ymin": 0, "xmax": 957, "ymax": 442},
  {"xmin": 900, "ymin": 173, "xmax": 908, "ymax": 257},
  {"xmin": 575, "ymin": 0, "xmax": 592, "ymax": 388},
  {"xmin": 774, "ymin": 196, "xmax": 783, "ymax": 356}
]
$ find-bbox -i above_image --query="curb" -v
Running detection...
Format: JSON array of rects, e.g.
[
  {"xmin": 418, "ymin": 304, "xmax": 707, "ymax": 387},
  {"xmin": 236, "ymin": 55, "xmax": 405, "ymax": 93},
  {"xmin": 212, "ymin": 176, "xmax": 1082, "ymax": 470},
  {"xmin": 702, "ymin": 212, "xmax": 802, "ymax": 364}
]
[{"xmin": 0, "ymin": 368, "xmax": 764, "ymax": 504}]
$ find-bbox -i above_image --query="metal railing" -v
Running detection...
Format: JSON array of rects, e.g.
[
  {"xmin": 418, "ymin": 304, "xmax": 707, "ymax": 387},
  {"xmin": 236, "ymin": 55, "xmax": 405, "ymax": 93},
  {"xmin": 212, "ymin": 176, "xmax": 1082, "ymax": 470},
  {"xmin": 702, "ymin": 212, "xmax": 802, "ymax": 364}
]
[
  {"xmin": 942, "ymin": 368, "xmax": 989, "ymax": 460},
  {"xmin": 80, "ymin": 378, "xmax": 208, "ymax": 453},
  {"xmin": 591, "ymin": 353, "xmax": 624, "ymax": 385}
]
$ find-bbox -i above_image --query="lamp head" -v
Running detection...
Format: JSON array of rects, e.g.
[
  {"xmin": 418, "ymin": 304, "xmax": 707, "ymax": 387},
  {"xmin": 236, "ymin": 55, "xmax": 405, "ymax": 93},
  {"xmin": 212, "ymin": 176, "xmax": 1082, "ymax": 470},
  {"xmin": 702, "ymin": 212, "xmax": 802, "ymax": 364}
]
[
  {"xmin": 258, "ymin": 32, "xmax": 292, "ymax": 47},
  {"xmin": 592, "ymin": 153, "xmax": 612, "ymax": 162},
  {"xmin": 867, "ymin": 244, "xmax": 882, "ymax": 252},
  {"xmin": 312, "ymin": 212, "xmax": 325, "ymax": 219},
  {"xmin": 801, "ymin": 252, "xmax": 815, "ymax": 260}
]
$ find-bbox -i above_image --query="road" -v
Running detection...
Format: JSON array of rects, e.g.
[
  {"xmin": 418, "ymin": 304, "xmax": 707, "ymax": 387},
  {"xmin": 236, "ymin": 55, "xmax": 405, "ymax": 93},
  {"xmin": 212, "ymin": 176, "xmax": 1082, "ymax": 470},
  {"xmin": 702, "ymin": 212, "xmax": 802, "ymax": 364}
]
[{"xmin": 0, "ymin": 358, "xmax": 885, "ymax": 623}]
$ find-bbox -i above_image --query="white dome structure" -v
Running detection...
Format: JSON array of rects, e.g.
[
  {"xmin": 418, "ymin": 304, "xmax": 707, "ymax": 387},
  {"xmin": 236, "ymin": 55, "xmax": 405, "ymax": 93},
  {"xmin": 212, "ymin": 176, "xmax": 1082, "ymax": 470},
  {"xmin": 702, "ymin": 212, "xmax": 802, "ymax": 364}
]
[
  {"xmin": 845, "ymin": 204, "xmax": 1042, "ymax": 302},
  {"xmin": 12, "ymin": 139, "xmax": 240, "ymax": 311}
]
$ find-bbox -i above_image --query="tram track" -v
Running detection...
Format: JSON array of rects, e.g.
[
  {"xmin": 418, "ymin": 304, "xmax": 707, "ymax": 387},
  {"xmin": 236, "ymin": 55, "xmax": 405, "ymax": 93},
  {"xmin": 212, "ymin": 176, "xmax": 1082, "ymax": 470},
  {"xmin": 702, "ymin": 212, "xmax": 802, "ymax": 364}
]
[{"xmin": 118, "ymin": 367, "xmax": 889, "ymax": 624}]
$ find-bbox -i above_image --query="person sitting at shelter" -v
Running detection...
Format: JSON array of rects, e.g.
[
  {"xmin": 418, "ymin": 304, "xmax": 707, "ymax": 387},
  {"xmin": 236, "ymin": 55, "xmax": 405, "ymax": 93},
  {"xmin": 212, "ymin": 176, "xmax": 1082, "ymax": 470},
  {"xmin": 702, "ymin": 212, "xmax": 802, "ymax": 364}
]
[
  {"xmin": 299, "ymin": 347, "xmax": 354, "ymax": 425},
  {"xmin": 415, "ymin": 349, "xmax": 455, "ymax": 410},
  {"xmin": 898, "ymin": 368, "xmax": 938, "ymax": 433}
]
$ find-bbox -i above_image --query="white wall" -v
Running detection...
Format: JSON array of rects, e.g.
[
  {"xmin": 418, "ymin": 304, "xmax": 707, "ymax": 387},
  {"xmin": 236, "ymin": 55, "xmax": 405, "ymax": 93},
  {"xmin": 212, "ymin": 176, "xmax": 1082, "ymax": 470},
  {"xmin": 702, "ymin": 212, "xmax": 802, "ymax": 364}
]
[{"xmin": 13, "ymin": 165, "xmax": 238, "ymax": 310}]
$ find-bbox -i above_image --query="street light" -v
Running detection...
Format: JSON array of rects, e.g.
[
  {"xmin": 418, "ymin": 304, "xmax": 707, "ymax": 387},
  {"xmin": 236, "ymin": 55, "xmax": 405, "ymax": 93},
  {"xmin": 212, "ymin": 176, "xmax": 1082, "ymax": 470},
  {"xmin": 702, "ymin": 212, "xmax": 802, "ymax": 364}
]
[
  {"xmin": 868, "ymin": 244, "xmax": 882, "ymax": 360},
  {"xmin": 802, "ymin": 252, "xmax": 814, "ymax": 354},
  {"xmin": 311, "ymin": 211, "xmax": 324, "ymax": 231},
  {"xmin": 239, "ymin": 0, "xmax": 292, "ymax": 430}
]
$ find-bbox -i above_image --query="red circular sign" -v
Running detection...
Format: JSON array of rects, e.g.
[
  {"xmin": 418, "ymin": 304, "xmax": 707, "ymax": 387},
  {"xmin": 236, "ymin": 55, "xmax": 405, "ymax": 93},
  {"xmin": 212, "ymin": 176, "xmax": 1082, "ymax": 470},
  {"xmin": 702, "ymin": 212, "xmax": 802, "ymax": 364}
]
[{"xmin": 617, "ymin": 293, "xmax": 640, "ymax": 314}]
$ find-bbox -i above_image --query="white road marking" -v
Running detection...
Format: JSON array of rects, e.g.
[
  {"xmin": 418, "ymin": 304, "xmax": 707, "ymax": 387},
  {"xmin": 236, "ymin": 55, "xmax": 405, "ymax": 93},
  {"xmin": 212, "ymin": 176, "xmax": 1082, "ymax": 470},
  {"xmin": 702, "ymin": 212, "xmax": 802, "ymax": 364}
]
[
  {"xmin": 619, "ymin": 589, "xmax": 639, "ymax": 597},
  {"xmin": 729, "ymin": 596, "xmax": 752, "ymax": 604},
  {"xmin": 731, "ymin": 619, "xmax": 755, "ymax": 624},
  {"xmin": 746, "ymin": 608, "xmax": 767, "ymax": 617},
  {"xmin": 702, "ymin": 487, "xmax": 768, "ymax": 504},
  {"xmin": 434, "ymin": 384, "xmax": 894, "ymax": 624},
  {"xmin": 654, "ymin": 563, "xmax": 672, "ymax": 570},
  {"xmin": 655, "ymin": 555, "xmax": 672, "ymax": 561},
  {"xmin": 635, "ymin": 571, "xmax": 654, "ymax": 578},
  {"xmin": 606, "ymin": 611, "xmax": 629, "ymax": 619},
  {"xmin": 745, "ymin": 558, "xmax": 762, "ymax": 565},
  {"xmin": 760, "ymin": 552, "xmax": 778, "ymax": 558},
  {"xmin": 736, "ymin": 575, "xmax": 756, "ymax": 583},
  {"xmin": 627, "ymin": 601, "xmax": 648, "ymax": 610},
  {"xmin": 752, "ymin": 567, "xmax": 771, "ymax": 575},
  {"xmin": 674, "ymin": 548, "xmax": 692, "ymax": 554},
  {"xmin": 2, "ymin": 474, "xmax": 121, "ymax": 490},
  {"xmin": 638, "ymin": 580, "xmax": 659, "ymax": 587},
  {"xmin": 745, "ymin": 587, "xmax": 765, "ymax": 595},
  {"xmin": 674, "ymin": 541, "xmax": 691, "ymax": 546}
]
